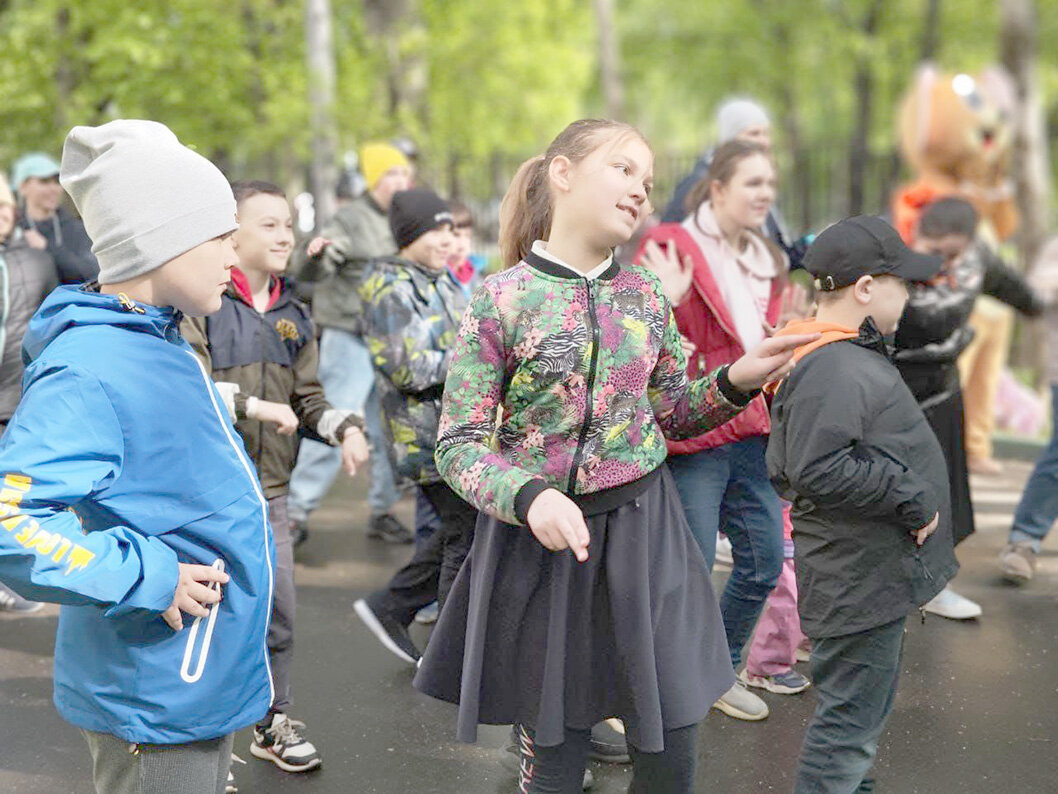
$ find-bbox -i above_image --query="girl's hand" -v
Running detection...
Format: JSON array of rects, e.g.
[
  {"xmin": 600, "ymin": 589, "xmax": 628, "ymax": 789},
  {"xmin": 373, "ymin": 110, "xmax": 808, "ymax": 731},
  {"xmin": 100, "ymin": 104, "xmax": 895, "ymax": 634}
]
[
  {"xmin": 727, "ymin": 333, "xmax": 820, "ymax": 391},
  {"xmin": 340, "ymin": 426, "xmax": 370, "ymax": 476},
  {"xmin": 24, "ymin": 229, "xmax": 48, "ymax": 250},
  {"xmin": 250, "ymin": 400, "xmax": 299, "ymax": 436},
  {"xmin": 764, "ymin": 283, "xmax": 811, "ymax": 336},
  {"xmin": 525, "ymin": 489, "xmax": 590, "ymax": 562},
  {"xmin": 162, "ymin": 563, "xmax": 229, "ymax": 631},
  {"xmin": 638, "ymin": 240, "xmax": 693, "ymax": 305},
  {"xmin": 680, "ymin": 334, "xmax": 697, "ymax": 360}
]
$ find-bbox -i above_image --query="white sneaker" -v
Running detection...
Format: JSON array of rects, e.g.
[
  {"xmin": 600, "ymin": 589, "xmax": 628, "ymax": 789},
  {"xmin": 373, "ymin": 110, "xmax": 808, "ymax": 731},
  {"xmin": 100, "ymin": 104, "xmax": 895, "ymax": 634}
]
[
  {"xmin": 922, "ymin": 585, "xmax": 982, "ymax": 620},
  {"xmin": 714, "ymin": 535, "xmax": 733, "ymax": 567},
  {"xmin": 712, "ymin": 681, "xmax": 769, "ymax": 721}
]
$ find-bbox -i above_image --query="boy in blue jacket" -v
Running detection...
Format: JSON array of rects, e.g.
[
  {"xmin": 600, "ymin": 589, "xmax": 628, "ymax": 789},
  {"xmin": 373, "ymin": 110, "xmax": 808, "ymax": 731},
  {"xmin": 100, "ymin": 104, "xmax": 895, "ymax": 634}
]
[{"xmin": 0, "ymin": 120, "xmax": 274, "ymax": 794}]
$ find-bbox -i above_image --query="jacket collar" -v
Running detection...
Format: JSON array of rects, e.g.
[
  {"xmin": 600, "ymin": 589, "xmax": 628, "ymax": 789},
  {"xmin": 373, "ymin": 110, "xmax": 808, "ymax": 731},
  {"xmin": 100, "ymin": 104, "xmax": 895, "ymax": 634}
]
[
  {"xmin": 852, "ymin": 316, "xmax": 893, "ymax": 358},
  {"xmin": 228, "ymin": 268, "xmax": 286, "ymax": 311},
  {"xmin": 524, "ymin": 249, "xmax": 621, "ymax": 281}
]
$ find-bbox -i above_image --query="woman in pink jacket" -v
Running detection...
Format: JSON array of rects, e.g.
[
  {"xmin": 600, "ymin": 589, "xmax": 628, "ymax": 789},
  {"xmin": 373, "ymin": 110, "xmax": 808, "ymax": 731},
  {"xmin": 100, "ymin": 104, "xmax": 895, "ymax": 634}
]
[{"xmin": 636, "ymin": 139, "xmax": 805, "ymax": 721}]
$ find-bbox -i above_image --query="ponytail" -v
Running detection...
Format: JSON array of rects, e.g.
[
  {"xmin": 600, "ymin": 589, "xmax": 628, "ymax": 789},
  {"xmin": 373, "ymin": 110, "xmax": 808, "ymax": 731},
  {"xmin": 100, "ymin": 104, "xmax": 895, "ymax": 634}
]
[{"xmin": 499, "ymin": 155, "xmax": 550, "ymax": 270}]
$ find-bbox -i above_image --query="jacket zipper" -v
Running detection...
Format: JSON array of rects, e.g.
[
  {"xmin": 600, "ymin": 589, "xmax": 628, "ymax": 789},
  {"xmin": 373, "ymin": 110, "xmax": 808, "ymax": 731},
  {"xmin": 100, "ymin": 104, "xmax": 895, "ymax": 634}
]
[
  {"xmin": 185, "ymin": 351, "xmax": 275, "ymax": 703},
  {"xmin": 567, "ymin": 280, "xmax": 600, "ymax": 495},
  {"xmin": 257, "ymin": 310, "xmax": 268, "ymax": 463}
]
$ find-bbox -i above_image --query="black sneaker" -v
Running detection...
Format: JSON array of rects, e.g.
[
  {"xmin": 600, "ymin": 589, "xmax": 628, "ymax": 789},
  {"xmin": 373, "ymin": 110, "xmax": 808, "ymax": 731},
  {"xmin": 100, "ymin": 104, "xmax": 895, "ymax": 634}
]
[
  {"xmin": 250, "ymin": 713, "xmax": 322, "ymax": 773},
  {"xmin": 290, "ymin": 519, "xmax": 309, "ymax": 548},
  {"xmin": 589, "ymin": 718, "xmax": 630, "ymax": 764},
  {"xmin": 366, "ymin": 513, "xmax": 414, "ymax": 544},
  {"xmin": 353, "ymin": 597, "xmax": 421, "ymax": 664}
]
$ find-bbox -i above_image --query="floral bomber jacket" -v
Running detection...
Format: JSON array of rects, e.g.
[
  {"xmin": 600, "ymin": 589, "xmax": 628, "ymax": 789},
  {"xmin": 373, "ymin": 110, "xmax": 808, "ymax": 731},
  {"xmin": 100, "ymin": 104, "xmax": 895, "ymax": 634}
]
[{"xmin": 435, "ymin": 250, "xmax": 750, "ymax": 525}]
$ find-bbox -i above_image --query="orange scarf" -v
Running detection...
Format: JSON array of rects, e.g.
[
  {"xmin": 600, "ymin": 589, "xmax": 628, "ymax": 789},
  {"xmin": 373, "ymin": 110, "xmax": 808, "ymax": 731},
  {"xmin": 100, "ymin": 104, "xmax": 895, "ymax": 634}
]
[{"xmin": 763, "ymin": 319, "xmax": 859, "ymax": 395}]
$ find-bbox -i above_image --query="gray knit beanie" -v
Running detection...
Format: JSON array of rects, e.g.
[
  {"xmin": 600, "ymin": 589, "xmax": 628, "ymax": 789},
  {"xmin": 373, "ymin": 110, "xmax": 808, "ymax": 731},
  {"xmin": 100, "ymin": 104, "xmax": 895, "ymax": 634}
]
[
  {"xmin": 60, "ymin": 120, "xmax": 238, "ymax": 285},
  {"xmin": 716, "ymin": 98, "xmax": 771, "ymax": 144}
]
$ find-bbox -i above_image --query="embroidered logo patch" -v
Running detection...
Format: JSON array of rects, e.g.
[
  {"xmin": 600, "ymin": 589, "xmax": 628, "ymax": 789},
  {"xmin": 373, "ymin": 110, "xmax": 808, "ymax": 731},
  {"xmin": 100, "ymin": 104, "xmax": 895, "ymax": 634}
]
[{"xmin": 275, "ymin": 318, "xmax": 300, "ymax": 342}]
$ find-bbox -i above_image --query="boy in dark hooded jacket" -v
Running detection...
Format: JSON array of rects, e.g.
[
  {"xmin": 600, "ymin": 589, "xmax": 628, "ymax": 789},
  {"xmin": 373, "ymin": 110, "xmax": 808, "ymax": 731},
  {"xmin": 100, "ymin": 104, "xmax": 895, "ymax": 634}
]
[{"xmin": 766, "ymin": 216, "xmax": 958, "ymax": 794}]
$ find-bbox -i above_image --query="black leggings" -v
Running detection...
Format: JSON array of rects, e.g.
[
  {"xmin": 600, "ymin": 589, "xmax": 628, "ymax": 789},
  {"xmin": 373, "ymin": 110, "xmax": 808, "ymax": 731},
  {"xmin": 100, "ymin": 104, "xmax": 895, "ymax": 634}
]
[{"xmin": 515, "ymin": 723, "xmax": 698, "ymax": 794}]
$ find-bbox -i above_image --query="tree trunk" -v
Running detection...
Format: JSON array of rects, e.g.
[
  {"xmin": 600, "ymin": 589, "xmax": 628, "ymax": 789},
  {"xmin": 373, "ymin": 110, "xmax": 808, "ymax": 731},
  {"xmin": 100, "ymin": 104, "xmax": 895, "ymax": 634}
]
[
  {"xmin": 999, "ymin": 0, "xmax": 1051, "ymax": 383},
  {"xmin": 306, "ymin": 0, "xmax": 338, "ymax": 227},
  {"xmin": 592, "ymin": 0, "xmax": 624, "ymax": 120},
  {"xmin": 847, "ymin": 0, "xmax": 884, "ymax": 216},
  {"xmin": 1000, "ymin": 0, "xmax": 1050, "ymax": 271},
  {"xmin": 54, "ymin": 8, "xmax": 72, "ymax": 132},
  {"xmin": 919, "ymin": 0, "xmax": 941, "ymax": 61}
]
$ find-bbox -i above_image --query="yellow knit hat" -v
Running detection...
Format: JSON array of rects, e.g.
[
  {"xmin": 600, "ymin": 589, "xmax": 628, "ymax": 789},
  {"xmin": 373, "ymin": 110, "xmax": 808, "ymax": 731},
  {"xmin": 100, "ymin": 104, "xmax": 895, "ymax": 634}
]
[{"xmin": 359, "ymin": 142, "xmax": 410, "ymax": 189}]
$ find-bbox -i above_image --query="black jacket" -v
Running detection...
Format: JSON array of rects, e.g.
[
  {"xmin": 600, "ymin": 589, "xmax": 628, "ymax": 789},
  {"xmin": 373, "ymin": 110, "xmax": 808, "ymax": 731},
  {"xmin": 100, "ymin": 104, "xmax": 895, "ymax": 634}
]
[
  {"xmin": 18, "ymin": 207, "xmax": 98, "ymax": 285},
  {"xmin": 895, "ymin": 240, "xmax": 1042, "ymax": 371},
  {"xmin": 767, "ymin": 319, "xmax": 958, "ymax": 638}
]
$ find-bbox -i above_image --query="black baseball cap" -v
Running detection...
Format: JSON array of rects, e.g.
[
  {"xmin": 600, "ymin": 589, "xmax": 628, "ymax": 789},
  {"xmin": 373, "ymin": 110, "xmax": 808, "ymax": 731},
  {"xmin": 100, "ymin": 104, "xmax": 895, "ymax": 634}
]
[{"xmin": 805, "ymin": 216, "xmax": 942, "ymax": 291}]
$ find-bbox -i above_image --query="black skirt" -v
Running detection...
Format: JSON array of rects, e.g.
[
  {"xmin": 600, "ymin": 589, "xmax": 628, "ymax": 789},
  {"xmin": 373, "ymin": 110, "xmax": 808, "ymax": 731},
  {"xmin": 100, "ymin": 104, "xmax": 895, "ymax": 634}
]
[
  {"xmin": 413, "ymin": 466, "xmax": 733, "ymax": 753},
  {"xmin": 899, "ymin": 362, "xmax": 976, "ymax": 546}
]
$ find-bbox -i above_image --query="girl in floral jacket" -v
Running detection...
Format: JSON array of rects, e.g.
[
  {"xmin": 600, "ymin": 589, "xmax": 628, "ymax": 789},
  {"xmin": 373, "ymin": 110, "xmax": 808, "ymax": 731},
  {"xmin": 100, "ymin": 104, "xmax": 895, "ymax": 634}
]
[{"xmin": 413, "ymin": 119, "xmax": 814, "ymax": 794}]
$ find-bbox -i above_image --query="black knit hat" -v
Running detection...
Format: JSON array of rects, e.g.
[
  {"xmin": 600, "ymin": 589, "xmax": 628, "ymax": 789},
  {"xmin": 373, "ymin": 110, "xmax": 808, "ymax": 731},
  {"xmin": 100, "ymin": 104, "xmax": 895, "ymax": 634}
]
[{"xmin": 389, "ymin": 189, "xmax": 453, "ymax": 251}]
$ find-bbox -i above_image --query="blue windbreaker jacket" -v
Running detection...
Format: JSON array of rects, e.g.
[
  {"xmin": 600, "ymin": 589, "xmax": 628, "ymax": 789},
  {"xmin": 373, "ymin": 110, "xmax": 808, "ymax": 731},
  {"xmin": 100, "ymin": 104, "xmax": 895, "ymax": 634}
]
[{"xmin": 0, "ymin": 286, "xmax": 274, "ymax": 743}]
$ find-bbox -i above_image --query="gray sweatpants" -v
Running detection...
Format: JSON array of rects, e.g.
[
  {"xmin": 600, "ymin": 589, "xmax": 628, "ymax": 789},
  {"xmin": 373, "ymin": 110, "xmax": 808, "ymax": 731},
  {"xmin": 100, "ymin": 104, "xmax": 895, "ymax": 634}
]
[
  {"xmin": 81, "ymin": 730, "xmax": 234, "ymax": 794},
  {"xmin": 268, "ymin": 494, "xmax": 295, "ymax": 715}
]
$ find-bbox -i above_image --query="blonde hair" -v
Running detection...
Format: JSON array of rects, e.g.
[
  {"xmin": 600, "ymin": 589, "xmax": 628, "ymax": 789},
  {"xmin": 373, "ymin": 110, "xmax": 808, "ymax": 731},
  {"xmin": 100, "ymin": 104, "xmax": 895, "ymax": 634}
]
[{"xmin": 498, "ymin": 119, "xmax": 650, "ymax": 269}]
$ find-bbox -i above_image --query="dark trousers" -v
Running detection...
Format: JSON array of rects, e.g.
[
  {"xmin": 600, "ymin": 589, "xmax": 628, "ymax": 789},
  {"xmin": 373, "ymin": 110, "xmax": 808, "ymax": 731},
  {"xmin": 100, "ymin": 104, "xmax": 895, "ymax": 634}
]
[
  {"xmin": 371, "ymin": 481, "xmax": 476, "ymax": 625},
  {"xmin": 266, "ymin": 495, "xmax": 295, "ymax": 715},
  {"xmin": 795, "ymin": 617, "xmax": 907, "ymax": 794},
  {"xmin": 515, "ymin": 723, "xmax": 697, "ymax": 794}
]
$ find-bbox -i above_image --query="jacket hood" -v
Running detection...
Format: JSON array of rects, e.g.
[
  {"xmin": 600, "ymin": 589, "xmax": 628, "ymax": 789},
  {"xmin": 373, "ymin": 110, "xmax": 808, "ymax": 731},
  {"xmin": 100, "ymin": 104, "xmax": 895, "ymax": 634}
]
[
  {"xmin": 764, "ymin": 318, "xmax": 866, "ymax": 395},
  {"xmin": 22, "ymin": 284, "xmax": 181, "ymax": 365}
]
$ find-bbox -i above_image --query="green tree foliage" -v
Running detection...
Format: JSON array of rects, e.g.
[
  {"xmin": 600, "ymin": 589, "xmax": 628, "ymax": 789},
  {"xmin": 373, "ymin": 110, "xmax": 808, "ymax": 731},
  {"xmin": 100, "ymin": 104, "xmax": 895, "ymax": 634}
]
[{"xmin": 1, "ymin": 0, "xmax": 1056, "ymax": 219}]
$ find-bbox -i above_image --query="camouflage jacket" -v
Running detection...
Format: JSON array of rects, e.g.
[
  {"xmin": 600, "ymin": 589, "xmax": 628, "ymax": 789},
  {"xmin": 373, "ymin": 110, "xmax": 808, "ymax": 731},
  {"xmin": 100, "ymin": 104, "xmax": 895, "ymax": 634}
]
[
  {"xmin": 359, "ymin": 256, "xmax": 469, "ymax": 484},
  {"xmin": 435, "ymin": 250, "xmax": 749, "ymax": 526}
]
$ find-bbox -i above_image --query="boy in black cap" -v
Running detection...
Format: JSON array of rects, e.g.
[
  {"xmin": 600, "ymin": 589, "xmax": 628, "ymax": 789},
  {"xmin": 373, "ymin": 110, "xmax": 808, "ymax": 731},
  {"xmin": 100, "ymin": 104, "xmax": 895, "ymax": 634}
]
[
  {"xmin": 765, "ymin": 216, "xmax": 958, "ymax": 793},
  {"xmin": 353, "ymin": 189, "xmax": 476, "ymax": 664}
]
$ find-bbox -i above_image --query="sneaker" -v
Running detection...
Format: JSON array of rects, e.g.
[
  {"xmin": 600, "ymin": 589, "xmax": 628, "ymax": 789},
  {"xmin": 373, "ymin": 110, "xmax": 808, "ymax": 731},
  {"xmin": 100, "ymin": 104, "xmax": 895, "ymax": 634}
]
[
  {"xmin": 354, "ymin": 597, "xmax": 421, "ymax": 664},
  {"xmin": 922, "ymin": 584, "xmax": 982, "ymax": 620},
  {"xmin": 998, "ymin": 542, "xmax": 1037, "ymax": 584},
  {"xmin": 714, "ymin": 535, "xmax": 733, "ymax": 567},
  {"xmin": 739, "ymin": 668, "xmax": 811, "ymax": 695},
  {"xmin": 367, "ymin": 513, "xmax": 414, "ymax": 544},
  {"xmin": 502, "ymin": 726, "xmax": 594, "ymax": 789},
  {"xmin": 414, "ymin": 601, "xmax": 439, "ymax": 625},
  {"xmin": 226, "ymin": 753, "xmax": 245, "ymax": 793},
  {"xmin": 712, "ymin": 681, "xmax": 769, "ymax": 721},
  {"xmin": 250, "ymin": 713, "xmax": 322, "ymax": 773},
  {"xmin": 0, "ymin": 582, "xmax": 44, "ymax": 613},
  {"xmin": 290, "ymin": 519, "xmax": 309, "ymax": 548},
  {"xmin": 589, "ymin": 718, "xmax": 630, "ymax": 764}
]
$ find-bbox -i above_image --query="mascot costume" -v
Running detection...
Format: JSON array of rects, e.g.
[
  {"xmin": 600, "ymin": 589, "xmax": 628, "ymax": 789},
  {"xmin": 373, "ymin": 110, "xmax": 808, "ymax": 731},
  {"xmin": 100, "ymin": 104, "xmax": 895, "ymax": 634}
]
[{"xmin": 894, "ymin": 64, "xmax": 1024, "ymax": 476}]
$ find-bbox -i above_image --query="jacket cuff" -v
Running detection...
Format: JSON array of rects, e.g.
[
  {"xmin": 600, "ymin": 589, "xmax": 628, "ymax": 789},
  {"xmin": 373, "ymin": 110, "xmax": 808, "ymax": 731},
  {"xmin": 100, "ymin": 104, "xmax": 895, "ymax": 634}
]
[
  {"xmin": 514, "ymin": 478, "xmax": 551, "ymax": 526},
  {"xmin": 717, "ymin": 365, "xmax": 759, "ymax": 407}
]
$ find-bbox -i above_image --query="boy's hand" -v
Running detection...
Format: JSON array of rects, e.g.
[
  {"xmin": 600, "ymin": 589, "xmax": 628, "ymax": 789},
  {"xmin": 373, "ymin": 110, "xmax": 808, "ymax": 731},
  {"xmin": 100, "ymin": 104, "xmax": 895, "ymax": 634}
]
[
  {"xmin": 525, "ymin": 489, "xmax": 590, "ymax": 562},
  {"xmin": 250, "ymin": 400, "xmax": 298, "ymax": 436},
  {"xmin": 914, "ymin": 512, "xmax": 939, "ymax": 546},
  {"xmin": 306, "ymin": 236, "xmax": 331, "ymax": 258},
  {"xmin": 162, "ymin": 563, "xmax": 230, "ymax": 631},
  {"xmin": 639, "ymin": 240, "xmax": 693, "ymax": 305},
  {"xmin": 340, "ymin": 426, "xmax": 370, "ymax": 476},
  {"xmin": 727, "ymin": 333, "xmax": 820, "ymax": 391},
  {"xmin": 680, "ymin": 334, "xmax": 697, "ymax": 360}
]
